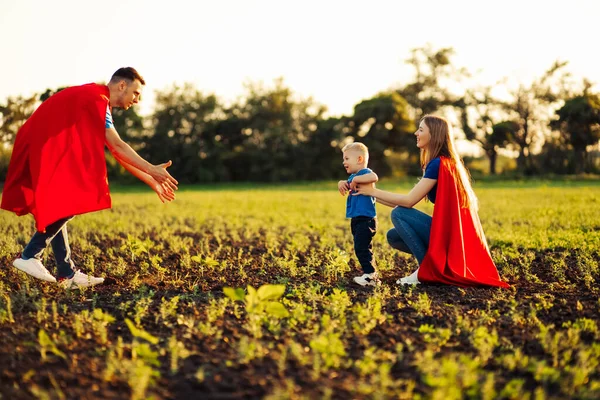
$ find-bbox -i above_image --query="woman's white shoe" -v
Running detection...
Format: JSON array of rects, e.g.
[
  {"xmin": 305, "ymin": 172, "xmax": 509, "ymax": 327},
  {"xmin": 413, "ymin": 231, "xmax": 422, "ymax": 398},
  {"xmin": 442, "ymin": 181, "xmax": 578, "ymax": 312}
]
[{"xmin": 396, "ymin": 269, "xmax": 420, "ymax": 285}]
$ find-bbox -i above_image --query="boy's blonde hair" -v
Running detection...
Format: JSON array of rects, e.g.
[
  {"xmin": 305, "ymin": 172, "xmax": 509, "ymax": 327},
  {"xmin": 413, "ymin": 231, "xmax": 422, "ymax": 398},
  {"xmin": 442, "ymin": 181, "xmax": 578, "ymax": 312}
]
[{"xmin": 342, "ymin": 142, "xmax": 369, "ymax": 163}]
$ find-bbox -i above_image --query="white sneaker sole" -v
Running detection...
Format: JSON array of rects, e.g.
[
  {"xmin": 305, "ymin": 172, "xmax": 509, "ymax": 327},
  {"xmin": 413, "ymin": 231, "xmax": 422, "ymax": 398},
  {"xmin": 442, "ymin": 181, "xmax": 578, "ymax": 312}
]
[
  {"xmin": 61, "ymin": 278, "xmax": 105, "ymax": 289},
  {"xmin": 353, "ymin": 278, "xmax": 380, "ymax": 287},
  {"xmin": 397, "ymin": 269, "xmax": 420, "ymax": 285},
  {"xmin": 396, "ymin": 277, "xmax": 420, "ymax": 285},
  {"xmin": 13, "ymin": 259, "xmax": 57, "ymax": 283}
]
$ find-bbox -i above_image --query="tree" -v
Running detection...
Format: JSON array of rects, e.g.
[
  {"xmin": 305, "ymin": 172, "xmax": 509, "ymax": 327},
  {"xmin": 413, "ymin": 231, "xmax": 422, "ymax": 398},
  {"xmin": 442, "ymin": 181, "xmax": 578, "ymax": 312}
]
[
  {"xmin": 488, "ymin": 121, "xmax": 518, "ymax": 174},
  {"xmin": 397, "ymin": 44, "xmax": 469, "ymax": 122},
  {"xmin": 303, "ymin": 116, "xmax": 348, "ymax": 180},
  {"xmin": 499, "ymin": 61, "xmax": 572, "ymax": 174},
  {"xmin": 222, "ymin": 78, "xmax": 326, "ymax": 182},
  {"xmin": 550, "ymin": 93, "xmax": 600, "ymax": 174},
  {"xmin": 459, "ymin": 88, "xmax": 513, "ymax": 175},
  {"xmin": 111, "ymin": 108, "xmax": 145, "ymax": 140},
  {"xmin": 39, "ymin": 87, "xmax": 67, "ymax": 102},
  {"xmin": 146, "ymin": 83, "xmax": 223, "ymax": 183},
  {"xmin": 0, "ymin": 94, "xmax": 38, "ymax": 145},
  {"xmin": 348, "ymin": 92, "xmax": 416, "ymax": 176}
]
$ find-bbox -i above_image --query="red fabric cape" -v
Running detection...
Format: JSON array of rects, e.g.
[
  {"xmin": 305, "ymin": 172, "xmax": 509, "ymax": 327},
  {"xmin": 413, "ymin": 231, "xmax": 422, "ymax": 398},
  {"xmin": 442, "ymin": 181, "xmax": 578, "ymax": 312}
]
[
  {"xmin": 1, "ymin": 83, "xmax": 112, "ymax": 232},
  {"xmin": 418, "ymin": 157, "xmax": 509, "ymax": 288}
]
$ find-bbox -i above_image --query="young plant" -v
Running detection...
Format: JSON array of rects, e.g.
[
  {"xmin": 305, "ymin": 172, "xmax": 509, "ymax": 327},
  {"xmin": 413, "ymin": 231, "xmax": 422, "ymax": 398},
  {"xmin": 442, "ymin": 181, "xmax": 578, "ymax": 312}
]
[
  {"xmin": 0, "ymin": 294, "xmax": 14, "ymax": 324},
  {"xmin": 418, "ymin": 324, "xmax": 452, "ymax": 350},
  {"xmin": 322, "ymin": 249, "xmax": 350, "ymax": 284},
  {"xmin": 191, "ymin": 254, "xmax": 220, "ymax": 277},
  {"xmin": 223, "ymin": 284, "xmax": 289, "ymax": 338},
  {"xmin": 157, "ymin": 296, "xmax": 180, "ymax": 326},
  {"xmin": 38, "ymin": 329, "xmax": 66, "ymax": 362},
  {"xmin": 407, "ymin": 292, "xmax": 433, "ymax": 316},
  {"xmin": 309, "ymin": 330, "xmax": 347, "ymax": 373},
  {"xmin": 120, "ymin": 234, "xmax": 152, "ymax": 262},
  {"xmin": 470, "ymin": 326, "xmax": 499, "ymax": 364},
  {"xmin": 352, "ymin": 295, "xmax": 388, "ymax": 336},
  {"xmin": 167, "ymin": 335, "xmax": 191, "ymax": 374}
]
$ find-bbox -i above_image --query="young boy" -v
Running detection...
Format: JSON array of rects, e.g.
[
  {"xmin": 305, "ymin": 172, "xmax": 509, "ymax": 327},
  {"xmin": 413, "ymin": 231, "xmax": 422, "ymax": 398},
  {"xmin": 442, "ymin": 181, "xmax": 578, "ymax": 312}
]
[{"xmin": 337, "ymin": 142, "xmax": 379, "ymax": 287}]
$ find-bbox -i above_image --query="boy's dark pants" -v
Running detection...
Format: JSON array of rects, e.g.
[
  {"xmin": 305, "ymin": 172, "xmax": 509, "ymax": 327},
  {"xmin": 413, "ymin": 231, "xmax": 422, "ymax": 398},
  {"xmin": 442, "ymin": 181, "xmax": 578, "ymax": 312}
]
[{"xmin": 351, "ymin": 216, "xmax": 377, "ymax": 274}]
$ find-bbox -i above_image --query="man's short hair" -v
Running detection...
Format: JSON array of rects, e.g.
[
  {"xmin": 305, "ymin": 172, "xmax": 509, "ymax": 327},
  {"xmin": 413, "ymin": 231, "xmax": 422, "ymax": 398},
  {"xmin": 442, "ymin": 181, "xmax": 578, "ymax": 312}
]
[
  {"xmin": 110, "ymin": 67, "xmax": 145, "ymax": 85},
  {"xmin": 342, "ymin": 142, "xmax": 369, "ymax": 157}
]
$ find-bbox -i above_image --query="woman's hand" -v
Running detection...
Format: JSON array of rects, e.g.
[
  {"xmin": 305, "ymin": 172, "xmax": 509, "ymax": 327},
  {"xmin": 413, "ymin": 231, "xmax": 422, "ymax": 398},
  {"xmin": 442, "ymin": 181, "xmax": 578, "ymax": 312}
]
[{"xmin": 353, "ymin": 182, "xmax": 376, "ymax": 196}]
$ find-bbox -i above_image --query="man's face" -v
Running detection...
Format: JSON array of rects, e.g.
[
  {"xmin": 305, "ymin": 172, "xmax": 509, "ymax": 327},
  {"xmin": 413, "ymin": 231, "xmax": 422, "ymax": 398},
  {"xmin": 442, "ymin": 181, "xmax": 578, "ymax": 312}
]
[{"xmin": 116, "ymin": 79, "xmax": 143, "ymax": 109}]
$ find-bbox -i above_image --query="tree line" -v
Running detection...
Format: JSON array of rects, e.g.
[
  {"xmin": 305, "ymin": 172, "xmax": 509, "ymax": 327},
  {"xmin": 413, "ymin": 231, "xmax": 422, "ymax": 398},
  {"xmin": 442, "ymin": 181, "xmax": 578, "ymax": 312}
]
[{"xmin": 1, "ymin": 45, "xmax": 599, "ymax": 183}]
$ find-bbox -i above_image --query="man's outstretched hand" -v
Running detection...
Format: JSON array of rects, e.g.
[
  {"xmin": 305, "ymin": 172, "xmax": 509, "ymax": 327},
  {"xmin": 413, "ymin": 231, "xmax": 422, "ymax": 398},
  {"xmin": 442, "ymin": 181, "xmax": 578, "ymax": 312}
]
[
  {"xmin": 149, "ymin": 160, "xmax": 178, "ymax": 192},
  {"xmin": 149, "ymin": 177, "xmax": 176, "ymax": 203}
]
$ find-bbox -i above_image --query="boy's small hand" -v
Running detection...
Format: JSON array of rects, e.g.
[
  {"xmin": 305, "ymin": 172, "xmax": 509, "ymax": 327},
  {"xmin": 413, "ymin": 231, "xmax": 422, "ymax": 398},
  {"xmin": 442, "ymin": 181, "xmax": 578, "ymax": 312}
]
[
  {"xmin": 338, "ymin": 180, "xmax": 350, "ymax": 195},
  {"xmin": 349, "ymin": 180, "xmax": 358, "ymax": 192}
]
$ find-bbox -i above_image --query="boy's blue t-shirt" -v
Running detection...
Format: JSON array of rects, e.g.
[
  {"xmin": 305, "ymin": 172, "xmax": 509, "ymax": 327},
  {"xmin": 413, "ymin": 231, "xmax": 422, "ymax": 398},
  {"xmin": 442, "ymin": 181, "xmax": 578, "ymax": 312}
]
[
  {"xmin": 423, "ymin": 157, "xmax": 441, "ymax": 203},
  {"xmin": 346, "ymin": 168, "xmax": 376, "ymax": 218}
]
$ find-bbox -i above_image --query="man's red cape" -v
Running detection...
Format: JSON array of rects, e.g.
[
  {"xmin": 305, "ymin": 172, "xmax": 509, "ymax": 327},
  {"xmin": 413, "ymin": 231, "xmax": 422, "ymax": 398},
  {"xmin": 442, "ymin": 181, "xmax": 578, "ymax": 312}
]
[
  {"xmin": 418, "ymin": 157, "xmax": 509, "ymax": 288},
  {"xmin": 1, "ymin": 83, "xmax": 112, "ymax": 232}
]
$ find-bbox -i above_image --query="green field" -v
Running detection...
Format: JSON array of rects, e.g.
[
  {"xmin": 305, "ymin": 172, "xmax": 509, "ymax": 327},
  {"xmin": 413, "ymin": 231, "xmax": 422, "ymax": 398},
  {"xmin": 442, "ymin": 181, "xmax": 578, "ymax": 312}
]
[{"xmin": 1, "ymin": 181, "xmax": 599, "ymax": 399}]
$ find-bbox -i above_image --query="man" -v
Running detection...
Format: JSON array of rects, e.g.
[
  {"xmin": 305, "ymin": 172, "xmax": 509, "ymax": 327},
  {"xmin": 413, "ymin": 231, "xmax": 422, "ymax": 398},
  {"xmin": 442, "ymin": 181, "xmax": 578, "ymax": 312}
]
[{"xmin": 1, "ymin": 67, "xmax": 178, "ymax": 288}]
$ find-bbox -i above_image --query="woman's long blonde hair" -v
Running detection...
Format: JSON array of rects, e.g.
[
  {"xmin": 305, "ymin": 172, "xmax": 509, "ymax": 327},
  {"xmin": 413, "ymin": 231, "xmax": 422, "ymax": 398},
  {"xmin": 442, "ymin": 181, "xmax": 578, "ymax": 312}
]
[{"xmin": 420, "ymin": 115, "xmax": 478, "ymax": 210}]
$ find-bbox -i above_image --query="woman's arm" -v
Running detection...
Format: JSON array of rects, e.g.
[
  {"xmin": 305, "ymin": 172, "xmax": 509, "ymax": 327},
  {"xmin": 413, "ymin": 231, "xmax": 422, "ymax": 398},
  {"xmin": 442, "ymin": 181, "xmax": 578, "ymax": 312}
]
[
  {"xmin": 354, "ymin": 178, "xmax": 437, "ymax": 208},
  {"xmin": 376, "ymin": 198, "xmax": 397, "ymax": 208}
]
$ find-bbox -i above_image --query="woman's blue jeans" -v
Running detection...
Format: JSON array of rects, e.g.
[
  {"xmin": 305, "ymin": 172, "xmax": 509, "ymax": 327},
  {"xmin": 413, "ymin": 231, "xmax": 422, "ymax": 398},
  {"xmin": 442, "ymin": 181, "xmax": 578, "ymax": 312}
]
[
  {"xmin": 386, "ymin": 207, "xmax": 432, "ymax": 265},
  {"xmin": 21, "ymin": 216, "xmax": 75, "ymax": 279}
]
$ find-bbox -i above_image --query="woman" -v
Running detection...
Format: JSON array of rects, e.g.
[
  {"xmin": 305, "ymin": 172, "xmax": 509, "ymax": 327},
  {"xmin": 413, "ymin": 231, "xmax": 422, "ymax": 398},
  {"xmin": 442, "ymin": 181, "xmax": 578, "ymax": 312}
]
[{"xmin": 354, "ymin": 115, "xmax": 509, "ymax": 288}]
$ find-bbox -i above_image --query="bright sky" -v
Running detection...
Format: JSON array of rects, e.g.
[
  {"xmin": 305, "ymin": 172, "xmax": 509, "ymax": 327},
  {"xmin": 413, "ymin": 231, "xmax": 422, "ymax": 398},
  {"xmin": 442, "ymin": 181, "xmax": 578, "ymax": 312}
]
[{"xmin": 1, "ymin": 0, "xmax": 599, "ymax": 119}]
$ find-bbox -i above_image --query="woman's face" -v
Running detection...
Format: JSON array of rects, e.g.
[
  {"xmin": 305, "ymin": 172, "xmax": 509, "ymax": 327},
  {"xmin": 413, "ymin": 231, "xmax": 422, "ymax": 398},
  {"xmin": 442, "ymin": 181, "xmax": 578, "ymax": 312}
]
[{"xmin": 415, "ymin": 120, "xmax": 431, "ymax": 149}]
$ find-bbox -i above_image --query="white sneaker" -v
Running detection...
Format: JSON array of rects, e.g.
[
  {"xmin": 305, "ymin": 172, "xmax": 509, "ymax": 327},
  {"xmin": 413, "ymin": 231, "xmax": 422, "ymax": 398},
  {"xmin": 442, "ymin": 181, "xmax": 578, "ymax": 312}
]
[
  {"xmin": 396, "ymin": 269, "xmax": 420, "ymax": 285},
  {"xmin": 353, "ymin": 272, "xmax": 380, "ymax": 287},
  {"xmin": 59, "ymin": 270, "xmax": 104, "ymax": 289},
  {"xmin": 13, "ymin": 258, "xmax": 56, "ymax": 282}
]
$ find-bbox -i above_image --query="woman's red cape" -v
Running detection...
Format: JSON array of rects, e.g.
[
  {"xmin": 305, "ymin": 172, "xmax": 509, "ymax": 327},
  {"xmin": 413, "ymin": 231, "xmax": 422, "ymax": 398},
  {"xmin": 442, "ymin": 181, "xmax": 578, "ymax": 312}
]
[
  {"xmin": 1, "ymin": 83, "xmax": 112, "ymax": 232},
  {"xmin": 418, "ymin": 157, "xmax": 509, "ymax": 288}
]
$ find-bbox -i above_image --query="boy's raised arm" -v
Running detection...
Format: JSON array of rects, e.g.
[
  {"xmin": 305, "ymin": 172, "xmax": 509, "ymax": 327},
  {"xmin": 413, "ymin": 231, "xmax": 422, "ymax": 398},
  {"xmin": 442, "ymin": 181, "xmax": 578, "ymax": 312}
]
[
  {"xmin": 352, "ymin": 172, "xmax": 378, "ymax": 183},
  {"xmin": 350, "ymin": 172, "xmax": 378, "ymax": 191}
]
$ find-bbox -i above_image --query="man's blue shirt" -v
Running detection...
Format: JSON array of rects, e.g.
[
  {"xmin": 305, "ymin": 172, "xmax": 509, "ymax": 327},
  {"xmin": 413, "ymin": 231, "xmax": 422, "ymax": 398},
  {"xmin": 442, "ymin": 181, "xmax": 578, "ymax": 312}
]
[
  {"xmin": 346, "ymin": 168, "xmax": 376, "ymax": 218},
  {"xmin": 105, "ymin": 105, "xmax": 114, "ymax": 129}
]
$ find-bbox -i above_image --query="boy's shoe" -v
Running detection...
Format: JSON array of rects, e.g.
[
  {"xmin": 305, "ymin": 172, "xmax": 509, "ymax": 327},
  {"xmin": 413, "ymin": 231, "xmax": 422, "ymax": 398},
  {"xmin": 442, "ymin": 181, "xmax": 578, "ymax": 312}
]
[
  {"xmin": 353, "ymin": 272, "xmax": 380, "ymax": 287},
  {"xmin": 13, "ymin": 258, "xmax": 56, "ymax": 282},
  {"xmin": 396, "ymin": 269, "xmax": 420, "ymax": 285},
  {"xmin": 59, "ymin": 270, "xmax": 104, "ymax": 289}
]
